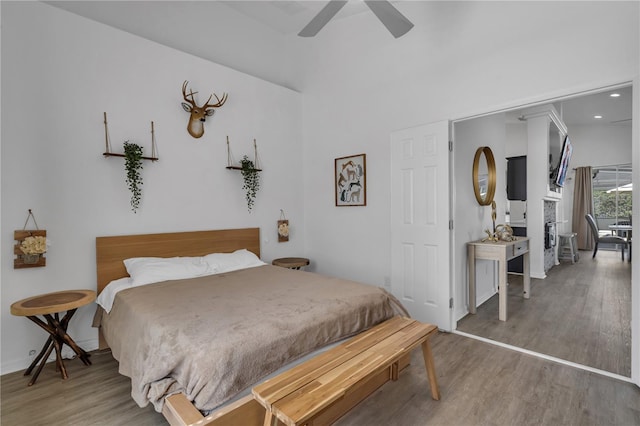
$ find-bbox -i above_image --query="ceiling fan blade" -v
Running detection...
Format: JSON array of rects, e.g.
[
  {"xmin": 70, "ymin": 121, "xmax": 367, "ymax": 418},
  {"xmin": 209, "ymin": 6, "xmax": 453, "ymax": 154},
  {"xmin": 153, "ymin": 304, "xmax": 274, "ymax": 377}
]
[
  {"xmin": 364, "ymin": 1, "xmax": 414, "ymax": 38},
  {"xmin": 298, "ymin": 0, "xmax": 348, "ymax": 37}
]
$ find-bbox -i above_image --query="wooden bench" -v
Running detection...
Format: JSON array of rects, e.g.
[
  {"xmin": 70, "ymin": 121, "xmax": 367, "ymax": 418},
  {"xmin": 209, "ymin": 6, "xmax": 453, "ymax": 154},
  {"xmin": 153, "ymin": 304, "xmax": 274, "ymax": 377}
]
[{"xmin": 252, "ymin": 316, "xmax": 440, "ymax": 426}]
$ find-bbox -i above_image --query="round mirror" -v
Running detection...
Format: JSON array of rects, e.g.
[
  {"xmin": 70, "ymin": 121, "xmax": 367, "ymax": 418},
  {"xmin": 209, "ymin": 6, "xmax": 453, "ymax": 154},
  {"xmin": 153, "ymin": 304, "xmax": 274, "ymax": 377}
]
[{"xmin": 472, "ymin": 146, "xmax": 496, "ymax": 206}]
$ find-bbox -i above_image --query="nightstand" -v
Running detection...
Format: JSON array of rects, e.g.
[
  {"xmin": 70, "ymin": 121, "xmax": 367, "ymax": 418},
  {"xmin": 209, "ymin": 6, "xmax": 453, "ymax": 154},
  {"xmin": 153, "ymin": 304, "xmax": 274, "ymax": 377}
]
[
  {"xmin": 11, "ymin": 289, "xmax": 96, "ymax": 385},
  {"xmin": 272, "ymin": 257, "xmax": 310, "ymax": 270}
]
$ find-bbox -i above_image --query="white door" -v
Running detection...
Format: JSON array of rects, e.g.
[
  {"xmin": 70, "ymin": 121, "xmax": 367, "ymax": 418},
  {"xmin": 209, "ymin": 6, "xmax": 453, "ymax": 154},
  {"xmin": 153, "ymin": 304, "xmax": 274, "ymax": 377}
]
[{"xmin": 390, "ymin": 121, "xmax": 451, "ymax": 330}]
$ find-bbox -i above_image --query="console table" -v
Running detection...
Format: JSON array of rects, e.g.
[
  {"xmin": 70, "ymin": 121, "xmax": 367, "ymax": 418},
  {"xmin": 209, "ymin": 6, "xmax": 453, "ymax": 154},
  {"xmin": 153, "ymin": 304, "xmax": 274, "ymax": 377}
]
[
  {"xmin": 10, "ymin": 289, "xmax": 96, "ymax": 385},
  {"xmin": 467, "ymin": 237, "xmax": 530, "ymax": 321}
]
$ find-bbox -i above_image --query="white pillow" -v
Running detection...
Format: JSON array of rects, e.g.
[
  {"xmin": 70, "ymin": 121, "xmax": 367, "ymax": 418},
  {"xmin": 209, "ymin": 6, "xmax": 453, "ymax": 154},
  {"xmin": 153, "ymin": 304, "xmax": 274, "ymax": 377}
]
[
  {"xmin": 204, "ymin": 249, "xmax": 266, "ymax": 273},
  {"xmin": 123, "ymin": 256, "xmax": 213, "ymax": 287},
  {"xmin": 96, "ymin": 277, "xmax": 133, "ymax": 313}
]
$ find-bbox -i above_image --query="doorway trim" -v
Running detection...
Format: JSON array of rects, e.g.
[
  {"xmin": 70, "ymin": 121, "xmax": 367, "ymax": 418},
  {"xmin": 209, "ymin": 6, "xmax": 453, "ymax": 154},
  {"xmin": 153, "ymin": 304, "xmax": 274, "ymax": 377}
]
[
  {"xmin": 449, "ymin": 78, "xmax": 638, "ymax": 386},
  {"xmin": 455, "ymin": 330, "xmax": 634, "ymax": 383}
]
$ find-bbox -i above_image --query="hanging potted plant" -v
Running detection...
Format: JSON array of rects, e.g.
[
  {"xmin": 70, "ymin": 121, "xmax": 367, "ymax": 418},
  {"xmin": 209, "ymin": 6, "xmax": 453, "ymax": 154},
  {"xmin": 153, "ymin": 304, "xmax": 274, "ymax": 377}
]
[
  {"xmin": 240, "ymin": 155, "xmax": 260, "ymax": 212},
  {"xmin": 123, "ymin": 141, "xmax": 143, "ymax": 213}
]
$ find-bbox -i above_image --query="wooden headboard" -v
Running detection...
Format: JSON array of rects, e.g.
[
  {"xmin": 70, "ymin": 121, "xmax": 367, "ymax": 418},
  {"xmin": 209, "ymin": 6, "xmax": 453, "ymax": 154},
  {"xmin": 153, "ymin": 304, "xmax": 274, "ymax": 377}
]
[{"xmin": 96, "ymin": 228, "xmax": 260, "ymax": 295}]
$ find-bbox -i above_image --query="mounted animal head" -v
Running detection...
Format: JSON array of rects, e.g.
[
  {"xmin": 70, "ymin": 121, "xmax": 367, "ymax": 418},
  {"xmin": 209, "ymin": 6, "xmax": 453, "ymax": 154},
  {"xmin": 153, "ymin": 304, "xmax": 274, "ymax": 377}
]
[{"xmin": 181, "ymin": 80, "xmax": 228, "ymax": 139}]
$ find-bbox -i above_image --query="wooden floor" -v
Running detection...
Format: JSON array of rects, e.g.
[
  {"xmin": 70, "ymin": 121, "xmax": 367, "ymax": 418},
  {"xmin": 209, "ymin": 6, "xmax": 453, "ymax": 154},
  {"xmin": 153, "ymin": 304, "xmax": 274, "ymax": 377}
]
[
  {"xmin": 457, "ymin": 248, "xmax": 632, "ymax": 377},
  {"xmin": 2, "ymin": 331, "xmax": 639, "ymax": 425}
]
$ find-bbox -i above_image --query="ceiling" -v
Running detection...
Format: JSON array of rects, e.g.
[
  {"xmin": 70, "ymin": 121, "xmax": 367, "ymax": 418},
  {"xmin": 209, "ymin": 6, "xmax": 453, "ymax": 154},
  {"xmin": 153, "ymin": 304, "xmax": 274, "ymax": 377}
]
[
  {"xmin": 557, "ymin": 85, "xmax": 632, "ymax": 127},
  {"xmin": 47, "ymin": 1, "xmax": 373, "ymax": 37},
  {"xmin": 221, "ymin": 1, "xmax": 373, "ymax": 35},
  {"xmin": 46, "ymin": 1, "xmax": 632, "ymax": 126},
  {"xmin": 506, "ymin": 85, "xmax": 633, "ymax": 127}
]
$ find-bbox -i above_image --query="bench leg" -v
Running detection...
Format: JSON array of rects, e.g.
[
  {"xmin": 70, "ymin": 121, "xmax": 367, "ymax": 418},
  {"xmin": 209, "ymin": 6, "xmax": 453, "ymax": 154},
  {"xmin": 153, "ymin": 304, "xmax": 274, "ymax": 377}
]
[
  {"xmin": 391, "ymin": 362, "xmax": 399, "ymax": 381},
  {"xmin": 421, "ymin": 339, "xmax": 440, "ymax": 401},
  {"xmin": 263, "ymin": 410, "xmax": 278, "ymax": 426}
]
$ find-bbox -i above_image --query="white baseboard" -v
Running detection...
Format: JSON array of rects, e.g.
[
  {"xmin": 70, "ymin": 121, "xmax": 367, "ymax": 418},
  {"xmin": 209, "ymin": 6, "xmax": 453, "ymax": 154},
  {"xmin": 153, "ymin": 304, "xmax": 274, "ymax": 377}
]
[
  {"xmin": 1, "ymin": 337, "xmax": 99, "ymax": 376},
  {"xmin": 531, "ymin": 269, "xmax": 547, "ymax": 279},
  {"xmin": 476, "ymin": 289, "xmax": 497, "ymax": 307}
]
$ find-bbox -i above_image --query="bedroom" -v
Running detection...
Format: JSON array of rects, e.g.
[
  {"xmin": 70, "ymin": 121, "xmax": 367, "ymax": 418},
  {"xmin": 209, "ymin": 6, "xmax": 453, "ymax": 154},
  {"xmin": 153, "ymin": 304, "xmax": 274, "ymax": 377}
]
[{"xmin": 1, "ymin": 1, "xmax": 639, "ymax": 424}]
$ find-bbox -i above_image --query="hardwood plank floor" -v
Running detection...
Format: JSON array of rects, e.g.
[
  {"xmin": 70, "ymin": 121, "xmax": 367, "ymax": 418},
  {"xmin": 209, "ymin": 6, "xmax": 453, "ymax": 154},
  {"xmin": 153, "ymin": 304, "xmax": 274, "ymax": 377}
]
[
  {"xmin": 457, "ymin": 248, "xmax": 632, "ymax": 377},
  {"xmin": 2, "ymin": 331, "xmax": 639, "ymax": 425},
  {"xmin": 0, "ymin": 350, "xmax": 165, "ymax": 426}
]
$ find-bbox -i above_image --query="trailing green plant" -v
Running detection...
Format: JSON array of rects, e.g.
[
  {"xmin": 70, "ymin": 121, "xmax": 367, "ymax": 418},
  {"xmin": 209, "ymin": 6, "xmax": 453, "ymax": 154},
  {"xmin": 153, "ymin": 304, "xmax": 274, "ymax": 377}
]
[
  {"xmin": 123, "ymin": 141, "xmax": 143, "ymax": 213},
  {"xmin": 240, "ymin": 155, "xmax": 260, "ymax": 212}
]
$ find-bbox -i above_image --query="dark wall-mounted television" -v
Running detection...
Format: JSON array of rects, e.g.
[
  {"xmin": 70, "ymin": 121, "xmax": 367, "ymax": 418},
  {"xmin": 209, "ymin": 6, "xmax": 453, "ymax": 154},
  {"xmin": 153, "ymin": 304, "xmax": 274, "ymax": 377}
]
[{"xmin": 550, "ymin": 135, "xmax": 573, "ymax": 187}]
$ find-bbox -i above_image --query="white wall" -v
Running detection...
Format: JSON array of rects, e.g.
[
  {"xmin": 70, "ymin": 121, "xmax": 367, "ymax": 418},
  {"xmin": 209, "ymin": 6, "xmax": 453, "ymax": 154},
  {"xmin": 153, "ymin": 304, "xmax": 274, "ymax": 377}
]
[
  {"xmin": 505, "ymin": 123, "xmax": 528, "ymax": 158},
  {"xmin": 453, "ymin": 114, "xmax": 507, "ymax": 320},
  {"xmin": 299, "ymin": 1, "xmax": 638, "ymax": 288},
  {"xmin": 525, "ymin": 107, "xmax": 563, "ymax": 278},
  {"xmin": 1, "ymin": 2, "xmax": 303, "ymax": 374}
]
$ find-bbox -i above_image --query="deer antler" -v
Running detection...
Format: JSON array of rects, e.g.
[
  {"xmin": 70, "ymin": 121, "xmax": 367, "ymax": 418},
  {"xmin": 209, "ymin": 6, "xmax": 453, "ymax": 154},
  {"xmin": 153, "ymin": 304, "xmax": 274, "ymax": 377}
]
[
  {"xmin": 182, "ymin": 80, "xmax": 197, "ymax": 107},
  {"xmin": 204, "ymin": 92, "xmax": 228, "ymax": 109},
  {"xmin": 183, "ymin": 80, "xmax": 227, "ymax": 109}
]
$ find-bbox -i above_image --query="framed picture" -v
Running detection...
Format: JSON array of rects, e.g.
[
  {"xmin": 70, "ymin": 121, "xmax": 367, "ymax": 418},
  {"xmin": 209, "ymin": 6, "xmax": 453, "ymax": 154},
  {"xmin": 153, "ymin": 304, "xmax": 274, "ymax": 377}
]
[{"xmin": 335, "ymin": 153, "xmax": 366, "ymax": 206}]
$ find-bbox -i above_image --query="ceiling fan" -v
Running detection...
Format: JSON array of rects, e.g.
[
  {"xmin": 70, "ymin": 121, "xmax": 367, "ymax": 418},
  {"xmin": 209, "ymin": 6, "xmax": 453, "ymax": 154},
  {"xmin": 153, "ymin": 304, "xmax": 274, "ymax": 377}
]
[{"xmin": 299, "ymin": 0, "xmax": 414, "ymax": 38}]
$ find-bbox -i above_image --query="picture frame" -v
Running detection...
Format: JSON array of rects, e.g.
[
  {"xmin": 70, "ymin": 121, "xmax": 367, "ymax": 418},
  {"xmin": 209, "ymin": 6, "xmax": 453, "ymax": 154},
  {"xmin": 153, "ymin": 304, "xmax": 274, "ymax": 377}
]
[{"xmin": 335, "ymin": 153, "xmax": 366, "ymax": 206}]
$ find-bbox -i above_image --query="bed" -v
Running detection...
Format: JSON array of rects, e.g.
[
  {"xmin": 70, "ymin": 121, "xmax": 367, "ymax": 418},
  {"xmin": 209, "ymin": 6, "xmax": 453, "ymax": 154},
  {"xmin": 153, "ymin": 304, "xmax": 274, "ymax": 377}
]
[{"xmin": 94, "ymin": 228, "xmax": 407, "ymax": 425}]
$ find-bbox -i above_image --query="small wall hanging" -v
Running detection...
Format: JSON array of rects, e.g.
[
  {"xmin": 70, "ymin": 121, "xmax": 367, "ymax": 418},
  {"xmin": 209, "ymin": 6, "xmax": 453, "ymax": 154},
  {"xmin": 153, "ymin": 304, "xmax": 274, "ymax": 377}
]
[
  {"xmin": 335, "ymin": 153, "xmax": 366, "ymax": 206},
  {"xmin": 14, "ymin": 209, "xmax": 47, "ymax": 268},
  {"xmin": 227, "ymin": 137, "xmax": 262, "ymax": 212},
  {"xmin": 278, "ymin": 210, "xmax": 289, "ymax": 242},
  {"xmin": 181, "ymin": 80, "xmax": 228, "ymax": 139}
]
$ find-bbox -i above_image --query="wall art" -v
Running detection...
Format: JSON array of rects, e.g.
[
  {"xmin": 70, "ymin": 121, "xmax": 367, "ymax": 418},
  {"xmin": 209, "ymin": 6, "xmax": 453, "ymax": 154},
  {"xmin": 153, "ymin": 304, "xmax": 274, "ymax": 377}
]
[{"xmin": 335, "ymin": 153, "xmax": 366, "ymax": 206}]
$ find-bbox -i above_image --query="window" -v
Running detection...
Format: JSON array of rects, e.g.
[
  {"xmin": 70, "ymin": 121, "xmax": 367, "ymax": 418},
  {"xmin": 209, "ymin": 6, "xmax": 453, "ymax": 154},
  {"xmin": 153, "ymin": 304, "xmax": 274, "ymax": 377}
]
[{"xmin": 592, "ymin": 165, "xmax": 632, "ymax": 236}]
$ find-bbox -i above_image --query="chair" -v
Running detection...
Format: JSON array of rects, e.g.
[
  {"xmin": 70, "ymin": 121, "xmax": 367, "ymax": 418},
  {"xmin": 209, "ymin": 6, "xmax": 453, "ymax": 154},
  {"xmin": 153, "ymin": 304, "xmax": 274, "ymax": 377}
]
[
  {"xmin": 558, "ymin": 233, "xmax": 579, "ymax": 263},
  {"xmin": 585, "ymin": 214, "xmax": 628, "ymax": 261}
]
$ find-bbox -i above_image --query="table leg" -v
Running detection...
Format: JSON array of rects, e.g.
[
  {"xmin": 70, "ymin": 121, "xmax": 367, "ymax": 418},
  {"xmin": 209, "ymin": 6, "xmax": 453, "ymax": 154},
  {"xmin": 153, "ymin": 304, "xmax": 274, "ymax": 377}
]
[
  {"xmin": 468, "ymin": 244, "xmax": 476, "ymax": 314},
  {"xmin": 51, "ymin": 336, "xmax": 68, "ymax": 379},
  {"xmin": 28, "ymin": 340, "xmax": 55, "ymax": 386},
  {"xmin": 523, "ymin": 252, "xmax": 531, "ymax": 299},
  {"xmin": 45, "ymin": 311, "xmax": 92, "ymax": 366},
  {"xmin": 498, "ymin": 258, "xmax": 507, "ymax": 321},
  {"xmin": 24, "ymin": 311, "xmax": 92, "ymax": 385},
  {"xmin": 24, "ymin": 335, "xmax": 53, "ymax": 376},
  {"xmin": 52, "ymin": 313, "xmax": 62, "ymax": 374}
]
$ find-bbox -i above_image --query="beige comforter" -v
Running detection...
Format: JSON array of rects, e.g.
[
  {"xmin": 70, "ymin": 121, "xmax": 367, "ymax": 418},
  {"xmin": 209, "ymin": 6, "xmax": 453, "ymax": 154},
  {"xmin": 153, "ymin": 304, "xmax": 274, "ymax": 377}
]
[{"xmin": 95, "ymin": 265, "xmax": 406, "ymax": 413}]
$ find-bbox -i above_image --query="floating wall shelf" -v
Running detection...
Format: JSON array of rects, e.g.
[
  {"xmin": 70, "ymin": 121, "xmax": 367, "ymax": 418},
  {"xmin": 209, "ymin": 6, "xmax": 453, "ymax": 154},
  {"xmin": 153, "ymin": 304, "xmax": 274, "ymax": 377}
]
[
  {"xmin": 225, "ymin": 165, "xmax": 261, "ymax": 171},
  {"xmin": 103, "ymin": 152, "xmax": 159, "ymax": 162},
  {"xmin": 226, "ymin": 136, "xmax": 262, "ymax": 171},
  {"xmin": 102, "ymin": 112, "xmax": 159, "ymax": 161}
]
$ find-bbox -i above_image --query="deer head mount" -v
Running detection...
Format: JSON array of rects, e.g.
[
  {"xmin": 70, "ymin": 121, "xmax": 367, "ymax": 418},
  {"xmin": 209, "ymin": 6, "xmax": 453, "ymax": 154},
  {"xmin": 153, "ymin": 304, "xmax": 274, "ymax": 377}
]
[{"xmin": 181, "ymin": 80, "xmax": 228, "ymax": 139}]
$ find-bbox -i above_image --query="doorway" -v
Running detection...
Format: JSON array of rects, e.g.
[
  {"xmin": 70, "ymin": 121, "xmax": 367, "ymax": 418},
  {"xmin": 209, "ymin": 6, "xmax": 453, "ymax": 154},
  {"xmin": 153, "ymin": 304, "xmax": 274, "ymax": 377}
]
[{"xmin": 452, "ymin": 83, "xmax": 634, "ymax": 380}]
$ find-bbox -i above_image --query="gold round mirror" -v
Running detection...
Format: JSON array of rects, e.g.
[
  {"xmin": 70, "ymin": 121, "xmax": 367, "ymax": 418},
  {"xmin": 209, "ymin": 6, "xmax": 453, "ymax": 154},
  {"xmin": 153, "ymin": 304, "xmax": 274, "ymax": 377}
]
[{"xmin": 472, "ymin": 146, "xmax": 496, "ymax": 206}]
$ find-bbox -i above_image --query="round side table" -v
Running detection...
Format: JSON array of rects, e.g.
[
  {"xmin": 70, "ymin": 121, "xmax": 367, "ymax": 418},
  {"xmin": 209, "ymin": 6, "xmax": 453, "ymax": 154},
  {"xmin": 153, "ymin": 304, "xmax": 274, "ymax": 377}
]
[
  {"xmin": 272, "ymin": 257, "xmax": 310, "ymax": 270},
  {"xmin": 11, "ymin": 289, "xmax": 96, "ymax": 386}
]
